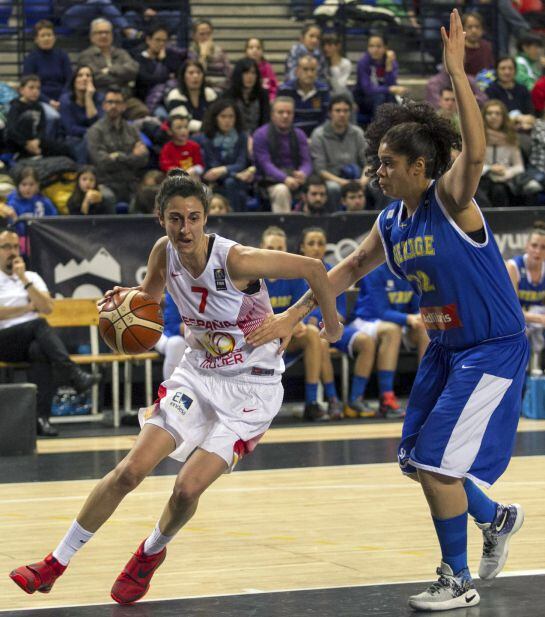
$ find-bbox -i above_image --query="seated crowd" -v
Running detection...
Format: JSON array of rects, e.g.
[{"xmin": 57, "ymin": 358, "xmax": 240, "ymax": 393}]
[
  {"xmin": 0, "ymin": 5, "xmax": 544, "ymax": 225},
  {"xmin": 1, "ymin": 2, "xmax": 545, "ymax": 435}
]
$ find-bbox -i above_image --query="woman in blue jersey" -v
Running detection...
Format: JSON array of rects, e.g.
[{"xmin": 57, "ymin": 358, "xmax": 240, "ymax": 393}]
[
  {"xmin": 249, "ymin": 10, "xmax": 528, "ymax": 611},
  {"xmin": 507, "ymin": 221, "xmax": 545, "ymax": 368},
  {"xmin": 261, "ymin": 225, "xmax": 330, "ymax": 421},
  {"xmin": 298, "ymin": 226, "xmax": 377, "ymax": 419}
]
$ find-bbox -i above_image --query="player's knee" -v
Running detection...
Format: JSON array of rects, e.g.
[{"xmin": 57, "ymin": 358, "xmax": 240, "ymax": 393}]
[
  {"xmin": 354, "ymin": 332, "xmax": 375, "ymax": 354},
  {"xmin": 171, "ymin": 479, "xmax": 203, "ymax": 506},
  {"xmin": 112, "ymin": 461, "xmax": 147, "ymax": 494}
]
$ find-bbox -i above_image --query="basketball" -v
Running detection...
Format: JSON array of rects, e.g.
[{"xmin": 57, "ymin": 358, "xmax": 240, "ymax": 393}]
[{"xmin": 99, "ymin": 289, "xmax": 164, "ymax": 354}]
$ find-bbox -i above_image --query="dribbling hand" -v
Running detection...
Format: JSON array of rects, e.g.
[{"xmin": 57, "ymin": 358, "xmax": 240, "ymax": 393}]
[{"xmin": 97, "ymin": 285, "xmax": 142, "ymax": 310}]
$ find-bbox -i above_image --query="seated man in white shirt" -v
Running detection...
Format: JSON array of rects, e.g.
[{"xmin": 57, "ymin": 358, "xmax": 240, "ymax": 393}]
[{"xmin": 0, "ymin": 229, "xmax": 100, "ymax": 437}]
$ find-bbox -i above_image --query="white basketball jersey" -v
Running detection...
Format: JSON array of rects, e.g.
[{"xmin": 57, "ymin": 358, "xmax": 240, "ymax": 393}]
[{"xmin": 166, "ymin": 234, "xmax": 284, "ymax": 381}]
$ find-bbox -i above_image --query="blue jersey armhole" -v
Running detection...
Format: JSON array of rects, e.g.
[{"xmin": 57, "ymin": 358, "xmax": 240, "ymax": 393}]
[{"xmin": 377, "ymin": 207, "xmax": 402, "ymax": 280}]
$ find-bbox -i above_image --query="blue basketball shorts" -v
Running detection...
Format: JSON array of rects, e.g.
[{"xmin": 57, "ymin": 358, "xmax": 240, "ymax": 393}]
[
  {"xmin": 332, "ymin": 325, "xmax": 360, "ymax": 357},
  {"xmin": 398, "ymin": 332, "xmax": 529, "ymax": 487}
]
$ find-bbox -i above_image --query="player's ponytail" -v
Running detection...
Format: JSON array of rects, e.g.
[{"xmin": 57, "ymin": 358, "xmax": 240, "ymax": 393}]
[{"xmin": 156, "ymin": 168, "xmax": 210, "ymax": 216}]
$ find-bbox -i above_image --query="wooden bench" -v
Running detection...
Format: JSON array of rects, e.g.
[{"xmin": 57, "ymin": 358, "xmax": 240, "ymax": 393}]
[{"xmin": 0, "ymin": 298, "xmax": 160, "ymax": 428}]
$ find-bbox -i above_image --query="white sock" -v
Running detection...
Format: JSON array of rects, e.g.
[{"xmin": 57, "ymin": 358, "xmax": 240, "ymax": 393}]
[
  {"xmin": 52, "ymin": 520, "xmax": 94, "ymax": 566},
  {"xmin": 143, "ymin": 523, "xmax": 174, "ymax": 555}
]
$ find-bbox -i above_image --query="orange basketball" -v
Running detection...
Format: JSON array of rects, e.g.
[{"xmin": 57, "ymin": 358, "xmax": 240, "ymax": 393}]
[{"xmin": 99, "ymin": 289, "xmax": 164, "ymax": 354}]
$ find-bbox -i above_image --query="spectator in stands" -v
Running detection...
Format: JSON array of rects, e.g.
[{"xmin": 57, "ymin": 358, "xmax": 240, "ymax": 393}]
[
  {"xmin": 224, "ymin": 58, "xmax": 270, "ymax": 134},
  {"xmin": 6, "ymin": 75, "xmax": 72, "ymax": 159},
  {"xmin": 133, "ymin": 25, "xmax": 186, "ymax": 108},
  {"xmin": 165, "ymin": 60, "xmax": 218, "ymax": 134},
  {"xmin": 245, "ymin": 37, "xmax": 278, "ymax": 101},
  {"xmin": 60, "ymin": 66, "xmax": 103, "ymax": 164},
  {"xmin": 122, "ymin": 0, "xmax": 191, "ymax": 48},
  {"xmin": 486, "ymin": 56, "xmax": 535, "ymax": 129},
  {"xmin": 310, "ymin": 92, "xmax": 367, "ymax": 209},
  {"xmin": 133, "ymin": 170, "xmax": 165, "ymax": 214},
  {"xmin": 189, "ymin": 19, "xmax": 232, "ymax": 93},
  {"xmin": 253, "ymin": 97, "xmax": 312, "ymax": 213},
  {"xmin": 77, "ymin": 19, "xmax": 147, "ymax": 120},
  {"xmin": 298, "ymin": 226, "xmax": 375, "ymax": 419},
  {"xmin": 154, "ymin": 291, "xmax": 187, "ymax": 380},
  {"xmin": 201, "ymin": 99, "xmax": 253, "ymax": 212},
  {"xmin": 0, "ymin": 228, "xmax": 100, "ymax": 436},
  {"xmin": 527, "ymin": 110, "xmax": 545, "ymax": 190},
  {"xmin": 348, "ymin": 264, "xmax": 417, "ymax": 419},
  {"xmin": 285, "ymin": 23, "xmax": 327, "ymax": 82},
  {"xmin": 55, "ymin": 0, "xmax": 136, "ymax": 39},
  {"xmin": 354, "ymin": 33, "xmax": 407, "ymax": 122},
  {"xmin": 5, "ymin": 167, "xmax": 56, "ymax": 242},
  {"xmin": 66, "ymin": 166, "xmax": 116, "ymax": 215},
  {"xmin": 261, "ymin": 225, "xmax": 327, "ymax": 421},
  {"xmin": 209, "ymin": 193, "xmax": 231, "ymax": 215},
  {"xmin": 516, "ymin": 33, "xmax": 545, "ymax": 90},
  {"xmin": 493, "ymin": 0, "xmax": 532, "ymax": 56},
  {"xmin": 159, "ymin": 114, "xmax": 204, "ymax": 177},
  {"xmin": 340, "ymin": 181, "xmax": 365, "ymax": 212},
  {"xmin": 294, "ymin": 174, "xmax": 328, "ymax": 214},
  {"xmin": 462, "ymin": 12, "xmax": 494, "ymax": 76},
  {"xmin": 22, "ymin": 20, "xmax": 72, "ymax": 130},
  {"xmin": 479, "ymin": 99, "xmax": 533, "ymax": 207},
  {"xmin": 86, "ymin": 86, "xmax": 149, "ymax": 204},
  {"xmin": 278, "ymin": 54, "xmax": 330, "ymax": 137},
  {"xmin": 322, "ymin": 32, "xmax": 352, "ymax": 94},
  {"xmin": 436, "ymin": 86, "xmax": 460, "ymax": 134},
  {"xmin": 531, "ymin": 74, "xmax": 545, "ymax": 114},
  {"xmin": 426, "ymin": 64, "xmax": 488, "ymax": 109}
]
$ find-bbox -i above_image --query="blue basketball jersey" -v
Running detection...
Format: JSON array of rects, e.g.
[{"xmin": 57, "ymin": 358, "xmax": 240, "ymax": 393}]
[
  {"xmin": 377, "ymin": 182, "xmax": 524, "ymax": 347},
  {"xmin": 507, "ymin": 254, "xmax": 545, "ymax": 311},
  {"xmin": 351, "ymin": 263, "xmax": 419, "ymax": 325},
  {"xmin": 264, "ymin": 278, "xmax": 307, "ymax": 315},
  {"xmin": 298, "ymin": 261, "xmax": 347, "ymax": 323},
  {"xmin": 164, "ymin": 291, "xmax": 183, "ymax": 338}
]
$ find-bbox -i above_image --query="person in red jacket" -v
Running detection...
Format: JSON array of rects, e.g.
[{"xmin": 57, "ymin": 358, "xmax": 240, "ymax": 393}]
[
  {"xmin": 532, "ymin": 75, "xmax": 545, "ymax": 114},
  {"xmin": 159, "ymin": 115, "xmax": 204, "ymax": 178}
]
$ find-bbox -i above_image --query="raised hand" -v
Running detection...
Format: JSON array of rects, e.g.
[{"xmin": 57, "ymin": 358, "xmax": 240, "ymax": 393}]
[{"xmin": 441, "ymin": 9, "xmax": 466, "ymax": 78}]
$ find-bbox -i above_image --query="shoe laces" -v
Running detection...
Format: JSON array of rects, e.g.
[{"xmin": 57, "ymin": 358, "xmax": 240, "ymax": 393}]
[{"xmin": 427, "ymin": 571, "xmax": 453, "ymax": 595}]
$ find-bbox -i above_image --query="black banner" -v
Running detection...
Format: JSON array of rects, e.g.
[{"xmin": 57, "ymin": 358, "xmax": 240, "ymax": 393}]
[{"xmin": 28, "ymin": 209, "xmax": 545, "ymax": 298}]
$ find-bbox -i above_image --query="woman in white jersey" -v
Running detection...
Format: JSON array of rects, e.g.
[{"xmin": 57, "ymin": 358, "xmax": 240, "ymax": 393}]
[{"xmin": 9, "ymin": 169, "xmax": 342, "ymax": 605}]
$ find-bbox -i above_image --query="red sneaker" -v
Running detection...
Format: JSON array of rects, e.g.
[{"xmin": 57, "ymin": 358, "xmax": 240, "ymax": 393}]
[
  {"xmin": 379, "ymin": 392, "xmax": 405, "ymax": 419},
  {"xmin": 9, "ymin": 553, "xmax": 66, "ymax": 594},
  {"xmin": 111, "ymin": 541, "xmax": 166, "ymax": 605}
]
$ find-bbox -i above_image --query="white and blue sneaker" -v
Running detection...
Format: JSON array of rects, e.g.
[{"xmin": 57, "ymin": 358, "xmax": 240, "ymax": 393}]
[
  {"xmin": 408, "ymin": 561, "xmax": 480, "ymax": 611},
  {"xmin": 476, "ymin": 503, "xmax": 524, "ymax": 580}
]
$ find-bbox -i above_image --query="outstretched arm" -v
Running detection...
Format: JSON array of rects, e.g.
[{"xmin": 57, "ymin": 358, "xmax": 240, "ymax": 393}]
[
  {"xmin": 437, "ymin": 9, "xmax": 486, "ymax": 216},
  {"xmin": 246, "ymin": 221, "xmax": 385, "ymax": 349},
  {"xmin": 228, "ymin": 246, "xmax": 342, "ymax": 343}
]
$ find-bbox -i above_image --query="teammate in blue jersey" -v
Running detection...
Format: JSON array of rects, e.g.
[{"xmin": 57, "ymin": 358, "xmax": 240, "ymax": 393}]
[
  {"xmin": 298, "ymin": 227, "xmax": 376, "ymax": 418},
  {"xmin": 261, "ymin": 226, "xmax": 329, "ymax": 421},
  {"xmin": 249, "ymin": 10, "xmax": 527, "ymax": 611},
  {"xmin": 507, "ymin": 222, "xmax": 545, "ymax": 369},
  {"xmin": 349, "ymin": 262, "xmax": 428, "ymax": 417},
  {"xmin": 155, "ymin": 291, "xmax": 187, "ymax": 380}
]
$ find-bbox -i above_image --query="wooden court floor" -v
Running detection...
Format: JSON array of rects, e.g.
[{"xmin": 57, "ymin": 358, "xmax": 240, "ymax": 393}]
[{"xmin": 1, "ymin": 421, "xmax": 544, "ymax": 613}]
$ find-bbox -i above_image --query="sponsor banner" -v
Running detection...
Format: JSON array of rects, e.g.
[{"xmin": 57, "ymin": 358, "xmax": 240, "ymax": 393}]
[
  {"xmin": 27, "ymin": 209, "xmax": 544, "ymax": 298},
  {"xmin": 420, "ymin": 303, "xmax": 463, "ymax": 330}
]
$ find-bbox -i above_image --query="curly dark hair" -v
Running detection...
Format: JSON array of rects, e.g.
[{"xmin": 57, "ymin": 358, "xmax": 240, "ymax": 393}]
[{"xmin": 365, "ymin": 101, "xmax": 461, "ymax": 180}]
